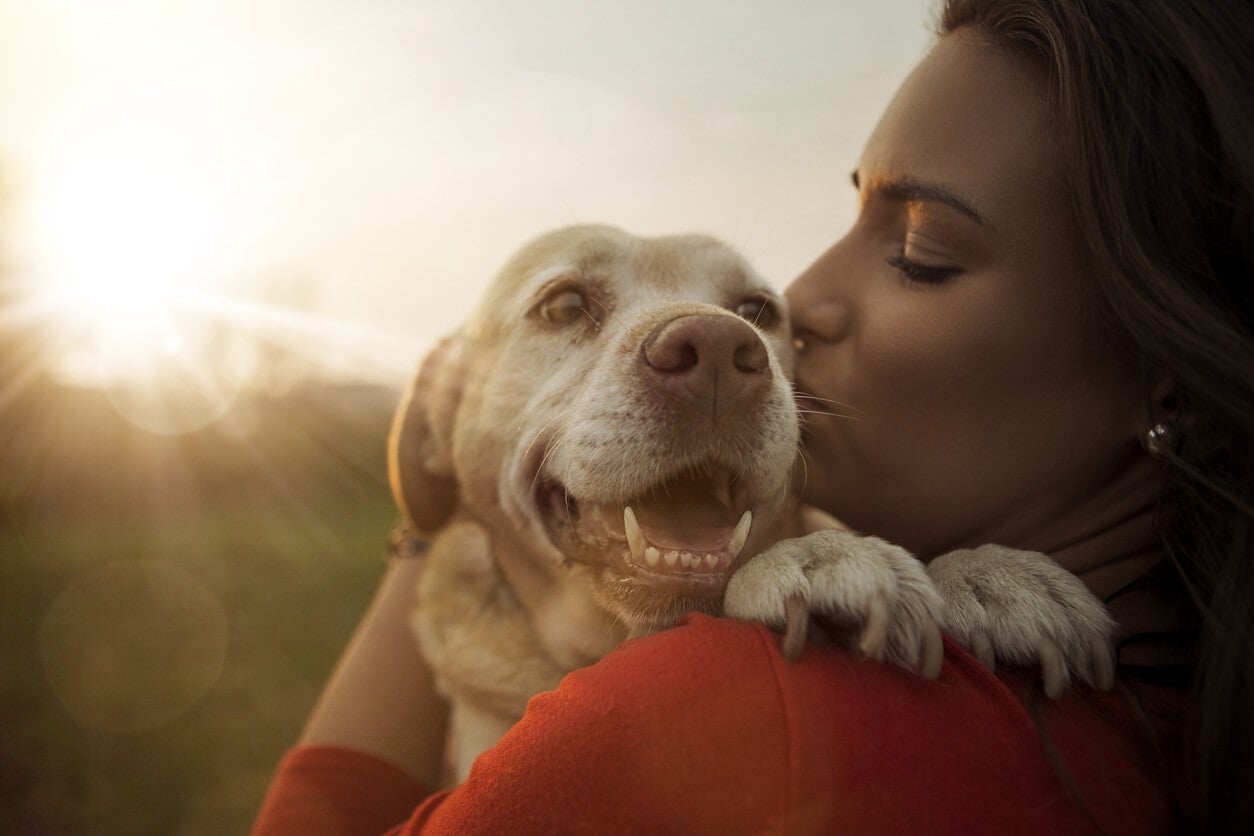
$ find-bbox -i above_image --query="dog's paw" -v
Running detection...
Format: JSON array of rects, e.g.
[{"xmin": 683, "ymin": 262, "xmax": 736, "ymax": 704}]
[
  {"xmin": 927, "ymin": 545, "xmax": 1115, "ymax": 698},
  {"xmin": 724, "ymin": 530, "xmax": 945, "ymax": 677}
]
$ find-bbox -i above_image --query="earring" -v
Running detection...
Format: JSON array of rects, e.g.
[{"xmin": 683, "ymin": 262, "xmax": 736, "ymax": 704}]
[
  {"xmin": 792, "ymin": 337, "xmax": 807, "ymax": 354},
  {"xmin": 1142, "ymin": 422, "xmax": 1173, "ymax": 457}
]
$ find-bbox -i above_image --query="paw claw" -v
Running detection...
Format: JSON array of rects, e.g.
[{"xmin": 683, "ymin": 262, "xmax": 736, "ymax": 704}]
[
  {"xmin": 929, "ymin": 546, "xmax": 1114, "ymax": 698},
  {"xmin": 858, "ymin": 597, "xmax": 890, "ymax": 661},
  {"xmin": 1090, "ymin": 635, "xmax": 1115, "ymax": 691},
  {"xmin": 970, "ymin": 630, "xmax": 996, "ymax": 674},
  {"xmin": 781, "ymin": 593, "xmax": 809, "ymax": 662},
  {"xmin": 921, "ymin": 625, "xmax": 944, "ymax": 680},
  {"xmin": 1039, "ymin": 641, "xmax": 1068, "ymax": 700},
  {"xmin": 725, "ymin": 530, "xmax": 943, "ymax": 675}
]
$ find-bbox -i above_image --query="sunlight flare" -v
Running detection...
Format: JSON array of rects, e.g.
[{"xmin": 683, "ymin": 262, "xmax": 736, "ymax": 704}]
[
  {"xmin": 29, "ymin": 131, "xmax": 227, "ymax": 348},
  {"xmin": 13, "ymin": 123, "xmax": 425, "ymax": 432}
]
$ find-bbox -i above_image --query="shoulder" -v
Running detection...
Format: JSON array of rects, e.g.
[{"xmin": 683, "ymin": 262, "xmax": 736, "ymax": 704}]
[{"xmin": 412, "ymin": 615, "xmax": 1180, "ymax": 834}]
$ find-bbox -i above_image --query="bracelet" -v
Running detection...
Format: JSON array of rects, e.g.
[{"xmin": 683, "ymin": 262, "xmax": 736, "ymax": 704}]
[{"xmin": 387, "ymin": 524, "xmax": 429, "ymax": 562}]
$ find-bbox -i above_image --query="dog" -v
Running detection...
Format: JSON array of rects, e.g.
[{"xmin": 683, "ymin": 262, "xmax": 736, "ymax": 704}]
[{"xmin": 389, "ymin": 225, "xmax": 1115, "ymax": 781}]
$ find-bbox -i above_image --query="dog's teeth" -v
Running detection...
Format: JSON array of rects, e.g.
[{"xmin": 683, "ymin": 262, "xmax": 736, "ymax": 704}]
[
  {"xmin": 623, "ymin": 506, "xmax": 646, "ymax": 559},
  {"xmin": 644, "ymin": 547, "xmax": 660, "ymax": 567},
  {"xmin": 680, "ymin": 552, "xmax": 699, "ymax": 569},
  {"xmin": 664, "ymin": 551, "xmax": 679, "ymax": 568},
  {"xmin": 705, "ymin": 554, "xmax": 719, "ymax": 569},
  {"xmin": 728, "ymin": 511, "xmax": 752, "ymax": 558}
]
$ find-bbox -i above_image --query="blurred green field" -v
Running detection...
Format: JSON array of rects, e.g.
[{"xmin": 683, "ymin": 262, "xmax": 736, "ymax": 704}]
[{"xmin": 1, "ymin": 380, "xmax": 402, "ymax": 834}]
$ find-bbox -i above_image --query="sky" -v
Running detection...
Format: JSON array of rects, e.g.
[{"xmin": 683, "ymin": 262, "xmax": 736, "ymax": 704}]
[{"xmin": 0, "ymin": 0, "xmax": 936, "ymax": 390}]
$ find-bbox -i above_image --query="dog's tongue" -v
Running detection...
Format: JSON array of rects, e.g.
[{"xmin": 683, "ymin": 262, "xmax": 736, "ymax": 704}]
[{"xmin": 631, "ymin": 471, "xmax": 737, "ymax": 552}]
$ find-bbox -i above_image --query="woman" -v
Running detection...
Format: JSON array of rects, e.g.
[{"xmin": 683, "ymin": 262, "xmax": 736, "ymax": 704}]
[{"xmin": 254, "ymin": 0, "xmax": 1254, "ymax": 832}]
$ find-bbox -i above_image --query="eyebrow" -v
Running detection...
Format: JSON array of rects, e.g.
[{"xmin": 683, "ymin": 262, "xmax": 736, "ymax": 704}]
[{"xmin": 851, "ymin": 169, "xmax": 992, "ymax": 229}]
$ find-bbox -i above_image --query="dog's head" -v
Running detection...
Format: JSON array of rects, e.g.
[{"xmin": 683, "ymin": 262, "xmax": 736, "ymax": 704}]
[{"xmin": 391, "ymin": 225, "xmax": 798, "ymax": 635}]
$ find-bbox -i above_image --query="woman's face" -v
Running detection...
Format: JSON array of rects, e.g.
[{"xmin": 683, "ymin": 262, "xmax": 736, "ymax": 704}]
[{"xmin": 787, "ymin": 28, "xmax": 1145, "ymax": 559}]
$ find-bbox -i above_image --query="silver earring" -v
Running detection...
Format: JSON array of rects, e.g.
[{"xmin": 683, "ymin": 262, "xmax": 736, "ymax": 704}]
[{"xmin": 1142, "ymin": 422, "xmax": 1173, "ymax": 457}]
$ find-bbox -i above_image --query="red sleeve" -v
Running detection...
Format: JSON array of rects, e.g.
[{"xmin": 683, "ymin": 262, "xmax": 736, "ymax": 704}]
[
  {"xmin": 251, "ymin": 746, "xmax": 429, "ymax": 836},
  {"xmin": 255, "ymin": 614, "xmax": 1182, "ymax": 835},
  {"xmin": 404, "ymin": 614, "xmax": 796, "ymax": 834}
]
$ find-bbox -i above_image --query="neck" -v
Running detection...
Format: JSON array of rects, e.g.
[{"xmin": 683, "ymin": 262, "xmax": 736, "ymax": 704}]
[
  {"xmin": 1049, "ymin": 457, "xmax": 1163, "ymax": 599},
  {"xmin": 1046, "ymin": 452, "xmax": 1193, "ymax": 668}
]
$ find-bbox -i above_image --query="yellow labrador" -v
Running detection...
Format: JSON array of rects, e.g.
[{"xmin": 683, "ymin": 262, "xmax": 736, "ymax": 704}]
[{"xmin": 390, "ymin": 225, "xmax": 1114, "ymax": 781}]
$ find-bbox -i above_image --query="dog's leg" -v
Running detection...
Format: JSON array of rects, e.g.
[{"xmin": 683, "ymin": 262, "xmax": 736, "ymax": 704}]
[
  {"xmin": 724, "ymin": 530, "xmax": 946, "ymax": 677},
  {"xmin": 927, "ymin": 545, "xmax": 1115, "ymax": 698}
]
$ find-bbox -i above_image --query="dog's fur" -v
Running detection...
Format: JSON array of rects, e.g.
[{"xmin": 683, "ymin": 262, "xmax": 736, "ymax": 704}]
[{"xmin": 390, "ymin": 225, "xmax": 1115, "ymax": 781}]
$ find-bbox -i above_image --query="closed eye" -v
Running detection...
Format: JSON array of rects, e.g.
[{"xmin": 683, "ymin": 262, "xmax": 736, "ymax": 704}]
[{"xmin": 886, "ymin": 253, "xmax": 960, "ymax": 285}]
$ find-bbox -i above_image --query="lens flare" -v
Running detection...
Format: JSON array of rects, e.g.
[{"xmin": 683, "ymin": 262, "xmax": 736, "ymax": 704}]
[{"xmin": 38, "ymin": 559, "xmax": 230, "ymax": 734}]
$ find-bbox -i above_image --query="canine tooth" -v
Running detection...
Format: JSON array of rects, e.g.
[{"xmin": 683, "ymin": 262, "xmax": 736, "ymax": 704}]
[
  {"xmin": 705, "ymin": 554, "xmax": 719, "ymax": 569},
  {"xmin": 728, "ymin": 511, "xmax": 752, "ymax": 558},
  {"xmin": 664, "ymin": 551, "xmax": 679, "ymax": 568},
  {"xmin": 644, "ymin": 547, "xmax": 660, "ymax": 567},
  {"xmin": 623, "ymin": 506, "xmax": 646, "ymax": 559}
]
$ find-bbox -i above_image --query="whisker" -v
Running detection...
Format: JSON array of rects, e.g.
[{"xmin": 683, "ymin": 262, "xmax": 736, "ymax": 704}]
[
  {"xmin": 792, "ymin": 388, "xmax": 863, "ymax": 414},
  {"xmin": 516, "ymin": 396, "xmax": 574, "ymax": 441},
  {"xmin": 587, "ymin": 295, "xmax": 628, "ymax": 334},
  {"xmin": 521, "ymin": 411, "xmax": 568, "ymax": 467},
  {"xmin": 516, "ymin": 380, "xmax": 590, "ymax": 470},
  {"xmin": 561, "ymin": 457, "xmax": 579, "ymax": 533},
  {"xmin": 794, "ymin": 443, "xmax": 811, "ymax": 493},
  {"xmin": 531, "ymin": 425, "xmax": 570, "ymax": 494},
  {"xmin": 797, "ymin": 409, "xmax": 859, "ymax": 421},
  {"xmin": 514, "ymin": 383, "xmax": 584, "ymax": 431}
]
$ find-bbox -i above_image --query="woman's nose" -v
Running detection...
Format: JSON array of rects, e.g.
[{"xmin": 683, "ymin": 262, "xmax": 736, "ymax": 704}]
[
  {"xmin": 790, "ymin": 299, "xmax": 850, "ymax": 344},
  {"xmin": 786, "ymin": 245, "xmax": 853, "ymax": 344},
  {"xmin": 787, "ymin": 274, "xmax": 851, "ymax": 344}
]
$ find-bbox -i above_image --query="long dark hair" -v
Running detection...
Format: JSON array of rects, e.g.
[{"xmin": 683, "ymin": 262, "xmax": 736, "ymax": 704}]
[{"xmin": 938, "ymin": 0, "xmax": 1254, "ymax": 830}]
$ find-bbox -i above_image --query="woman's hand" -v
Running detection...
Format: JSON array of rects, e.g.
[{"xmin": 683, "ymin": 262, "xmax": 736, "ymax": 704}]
[{"xmin": 299, "ymin": 549, "xmax": 450, "ymax": 789}]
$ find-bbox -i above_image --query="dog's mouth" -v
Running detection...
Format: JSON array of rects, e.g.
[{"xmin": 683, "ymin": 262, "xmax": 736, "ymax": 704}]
[{"xmin": 537, "ymin": 463, "xmax": 754, "ymax": 595}]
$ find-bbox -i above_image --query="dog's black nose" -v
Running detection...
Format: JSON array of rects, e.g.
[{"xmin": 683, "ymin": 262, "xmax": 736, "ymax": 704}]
[{"xmin": 642, "ymin": 313, "xmax": 770, "ymax": 401}]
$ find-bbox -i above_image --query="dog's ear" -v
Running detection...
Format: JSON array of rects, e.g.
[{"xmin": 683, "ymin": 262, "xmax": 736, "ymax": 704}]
[{"xmin": 388, "ymin": 335, "xmax": 467, "ymax": 534}]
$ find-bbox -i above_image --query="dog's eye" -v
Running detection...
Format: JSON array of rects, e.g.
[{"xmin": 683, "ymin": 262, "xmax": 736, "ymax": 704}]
[
  {"xmin": 734, "ymin": 296, "xmax": 778, "ymax": 329},
  {"xmin": 536, "ymin": 288, "xmax": 589, "ymax": 325}
]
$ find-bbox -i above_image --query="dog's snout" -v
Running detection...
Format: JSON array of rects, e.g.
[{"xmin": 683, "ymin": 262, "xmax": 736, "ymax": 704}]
[{"xmin": 642, "ymin": 314, "xmax": 770, "ymax": 401}]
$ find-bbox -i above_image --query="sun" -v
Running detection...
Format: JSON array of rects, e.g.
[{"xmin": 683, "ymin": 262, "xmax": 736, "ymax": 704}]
[
  {"xmin": 21, "ymin": 120, "xmax": 248, "ymax": 374},
  {"xmin": 16, "ymin": 131, "xmax": 266, "ymax": 431},
  {"xmin": 34, "ymin": 144, "xmax": 220, "ymax": 340}
]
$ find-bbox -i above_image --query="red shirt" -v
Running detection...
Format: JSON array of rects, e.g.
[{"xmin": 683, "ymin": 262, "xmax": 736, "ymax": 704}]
[{"xmin": 253, "ymin": 614, "xmax": 1181, "ymax": 835}]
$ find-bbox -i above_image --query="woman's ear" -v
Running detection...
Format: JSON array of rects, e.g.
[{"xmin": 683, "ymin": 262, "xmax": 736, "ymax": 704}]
[
  {"xmin": 1135, "ymin": 373, "xmax": 1179, "ymax": 456},
  {"xmin": 1147, "ymin": 375, "xmax": 1179, "ymax": 424},
  {"xmin": 388, "ymin": 335, "xmax": 467, "ymax": 534}
]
